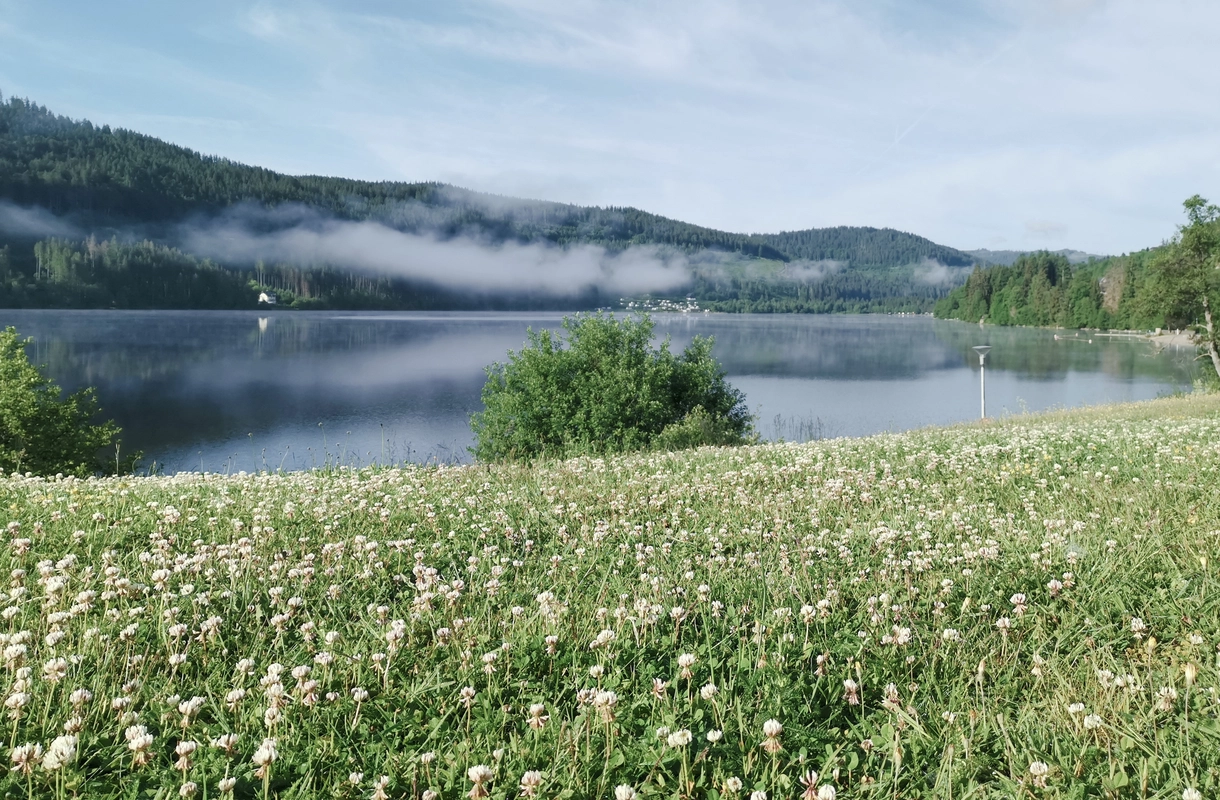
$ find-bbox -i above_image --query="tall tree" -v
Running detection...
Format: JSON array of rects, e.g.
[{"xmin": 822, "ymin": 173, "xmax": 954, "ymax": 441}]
[{"xmin": 1146, "ymin": 196, "xmax": 1220, "ymax": 380}]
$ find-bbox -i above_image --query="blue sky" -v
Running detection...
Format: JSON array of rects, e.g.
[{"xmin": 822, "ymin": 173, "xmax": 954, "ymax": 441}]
[{"xmin": 2, "ymin": 0, "xmax": 1219, "ymax": 254}]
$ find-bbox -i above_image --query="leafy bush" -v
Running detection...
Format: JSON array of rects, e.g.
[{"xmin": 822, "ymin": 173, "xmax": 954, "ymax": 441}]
[
  {"xmin": 0, "ymin": 326, "xmax": 129, "ymax": 476},
  {"xmin": 654, "ymin": 405, "xmax": 758, "ymax": 451},
  {"xmin": 471, "ymin": 313, "xmax": 753, "ymax": 460}
]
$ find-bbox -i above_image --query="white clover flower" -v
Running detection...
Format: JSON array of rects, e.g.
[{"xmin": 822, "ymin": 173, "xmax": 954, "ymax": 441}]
[
  {"xmin": 1083, "ymin": 714, "xmax": 1102, "ymax": 730},
  {"xmin": 1183, "ymin": 789, "xmax": 1202, "ymax": 800},
  {"xmin": 41, "ymin": 735, "xmax": 77, "ymax": 771},
  {"xmin": 10, "ymin": 743, "xmax": 42, "ymax": 775},
  {"xmin": 1068, "ymin": 703, "xmax": 1085, "ymax": 715},
  {"xmin": 817, "ymin": 787, "xmax": 836, "ymax": 800},
  {"xmin": 614, "ymin": 785, "xmax": 637, "ymax": 800},
  {"xmin": 707, "ymin": 729, "xmax": 723, "ymax": 743},
  {"xmin": 667, "ymin": 729, "xmax": 693, "ymax": 748},
  {"xmin": 1029, "ymin": 761, "xmax": 1049, "ymax": 788},
  {"xmin": 519, "ymin": 770, "xmax": 544, "ymax": 797},
  {"xmin": 762, "ymin": 718, "xmax": 783, "ymax": 754},
  {"xmin": 724, "ymin": 776, "xmax": 744, "ymax": 794},
  {"xmin": 179, "ymin": 782, "xmax": 198, "ymax": 798},
  {"xmin": 750, "ymin": 791, "xmax": 768, "ymax": 800},
  {"xmin": 700, "ymin": 682, "xmax": 719, "ymax": 700},
  {"xmin": 467, "ymin": 764, "xmax": 494, "ymax": 799},
  {"xmin": 251, "ymin": 737, "xmax": 278, "ymax": 776}
]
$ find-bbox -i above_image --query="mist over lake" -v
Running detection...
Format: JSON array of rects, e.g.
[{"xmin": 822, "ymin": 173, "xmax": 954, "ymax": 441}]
[{"xmin": 0, "ymin": 310, "xmax": 1199, "ymax": 474}]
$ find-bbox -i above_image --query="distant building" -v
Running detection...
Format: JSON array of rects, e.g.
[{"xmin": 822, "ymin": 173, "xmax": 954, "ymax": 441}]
[{"xmin": 258, "ymin": 292, "xmax": 278, "ymax": 305}]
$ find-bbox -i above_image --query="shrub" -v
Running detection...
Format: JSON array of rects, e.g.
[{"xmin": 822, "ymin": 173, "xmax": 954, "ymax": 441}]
[
  {"xmin": 0, "ymin": 326, "xmax": 129, "ymax": 476},
  {"xmin": 470, "ymin": 313, "xmax": 754, "ymax": 460}
]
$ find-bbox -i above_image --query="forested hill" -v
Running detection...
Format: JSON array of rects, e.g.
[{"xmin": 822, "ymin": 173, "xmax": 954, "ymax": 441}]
[{"xmin": 1, "ymin": 95, "xmax": 978, "ymax": 311}]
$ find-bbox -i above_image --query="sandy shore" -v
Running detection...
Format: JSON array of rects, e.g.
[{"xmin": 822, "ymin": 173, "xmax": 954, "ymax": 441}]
[{"xmin": 1148, "ymin": 330, "xmax": 1199, "ymax": 348}]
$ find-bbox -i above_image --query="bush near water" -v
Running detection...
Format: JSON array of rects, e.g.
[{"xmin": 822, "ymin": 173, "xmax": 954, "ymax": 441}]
[
  {"xmin": 471, "ymin": 313, "xmax": 755, "ymax": 461},
  {"xmin": 0, "ymin": 394, "xmax": 1218, "ymax": 797},
  {"xmin": 0, "ymin": 327, "xmax": 129, "ymax": 478}
]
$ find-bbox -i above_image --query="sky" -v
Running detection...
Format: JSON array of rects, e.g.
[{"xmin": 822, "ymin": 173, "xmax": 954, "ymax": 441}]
[{"xmin": 2, "ymin": 0, "xmax": 1219, "ymax": 255}]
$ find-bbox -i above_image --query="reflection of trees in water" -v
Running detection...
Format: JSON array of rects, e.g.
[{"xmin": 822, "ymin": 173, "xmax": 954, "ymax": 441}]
[
  {"xmin": 6, "ymin": 311, "xmax": 507, "ymax": 457},
  {"xmin": 654, "ymin": 316, "xmax": 1195, "ymax": 383},
  {"xmin": 656, "ymin": 316, "xmax": 958, "ymax": 379},
  {"xmin": 14, "ymin": 311, "xmax": 536, "ymax": 390},
  {"xmin": 928, "ymin": 321, "xmax": 1198, "ymax": 382}
]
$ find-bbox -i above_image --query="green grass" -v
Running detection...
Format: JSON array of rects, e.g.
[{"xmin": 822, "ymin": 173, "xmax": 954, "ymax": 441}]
[{"xmin": 1, "ymin": 394, "xmax": 1220, "ymax": 798}]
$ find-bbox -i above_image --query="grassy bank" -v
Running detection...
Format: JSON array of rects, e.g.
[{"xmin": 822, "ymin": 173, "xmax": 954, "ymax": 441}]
[{"xmin": 1, "ymin": 394, "xmax": 1219, "ymax": 798}]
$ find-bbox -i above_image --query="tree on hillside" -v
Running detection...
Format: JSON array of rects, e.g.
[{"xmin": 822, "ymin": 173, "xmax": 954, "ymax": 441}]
[
  {"xmin": 1145, "ymin": 196, "xmax": 1220, "ymax": 380},
  {"xmin": 0, "ymin": 327, "xmax": 131, "ymax": 476},
  {"xmin": 470, "ymin": 313, "xmax": 754, "ymax": 460}
]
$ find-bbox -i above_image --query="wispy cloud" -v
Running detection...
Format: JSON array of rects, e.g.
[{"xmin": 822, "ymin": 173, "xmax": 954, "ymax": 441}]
[
  {"xmin": 913, "ymin": 258, "xmax": 971, "ymax": 286},
  {"xmin": 0, "ymin": 201, "xmax": 80, "ymax": 238},
  {"xmin": 177, "ymin": 204, "xmax": 691, "ymax": 297}
]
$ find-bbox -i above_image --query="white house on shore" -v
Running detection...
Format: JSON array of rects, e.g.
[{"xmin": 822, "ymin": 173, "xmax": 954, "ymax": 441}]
[{"xmin": 258, "ymin": 292, "xmax": 277, "ymax": 305}]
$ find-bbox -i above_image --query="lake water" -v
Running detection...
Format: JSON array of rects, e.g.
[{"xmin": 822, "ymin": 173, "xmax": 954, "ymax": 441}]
[{"xmin": 0, "ymin": 310, "xmax": 1200, "ymax": 473}]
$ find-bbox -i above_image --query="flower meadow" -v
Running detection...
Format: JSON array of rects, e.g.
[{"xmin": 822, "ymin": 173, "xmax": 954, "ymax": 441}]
[{"xmin": 1, "ymin": 395, "xmax": 1219, "ymax": 799}]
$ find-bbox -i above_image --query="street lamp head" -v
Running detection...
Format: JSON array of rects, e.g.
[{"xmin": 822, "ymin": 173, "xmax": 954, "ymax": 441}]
[{"xmin": 972, "ymin": 345, "xmax": 992, "ymax": 363}]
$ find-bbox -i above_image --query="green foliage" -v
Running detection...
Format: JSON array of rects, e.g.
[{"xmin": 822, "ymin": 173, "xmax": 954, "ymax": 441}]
[
  {"xmin": 470, "ymin": 313, "xmax": 753, "ymax": 460},
  {"xmin": 1142, "ymin": 196, "xmax": 1220, "ymax": 378},
  {"xmin": 695, "ymin": 269, "xmax": 952, "ymax": 314},
  {"xmin": 0, "ymin": 327, "xmax": 129, "ymax": 476},
  {"xmin": 654, "ymin": 405, "xmax": 757, "ymax": 451},
  {"xmin": 936, "ymin": 249, "xmax": 1164, "ymax": 330}
]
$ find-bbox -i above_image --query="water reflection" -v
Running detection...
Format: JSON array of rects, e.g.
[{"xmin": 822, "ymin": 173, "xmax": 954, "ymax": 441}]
[{"xmin": 0, "ymin": 310, "xmax": 1198, "ymax": 473}]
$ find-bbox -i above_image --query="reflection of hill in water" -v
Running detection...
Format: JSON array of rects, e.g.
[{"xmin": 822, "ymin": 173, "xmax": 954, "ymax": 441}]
[
  {"xmin": 9, "ymin": 311, "xmax": 543, "ymax": 456},
  {"xmin": 654, "ymin": 315, "xmax": 1194, "ymax": 383},
  {"xmin": 18, "ymin": 311, "xmax": 515, "ymax": 388}
]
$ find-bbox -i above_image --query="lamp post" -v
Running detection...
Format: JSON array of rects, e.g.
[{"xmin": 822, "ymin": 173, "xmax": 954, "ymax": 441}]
[{"xmin": 972, "ymin": 346, "xmax": 992, "ymax": 419}]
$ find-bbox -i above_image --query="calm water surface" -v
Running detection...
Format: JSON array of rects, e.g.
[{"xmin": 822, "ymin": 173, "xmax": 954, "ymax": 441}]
[{"xmin": 0, "ymin": 310, "xmax": 1199, "ymax": 473}]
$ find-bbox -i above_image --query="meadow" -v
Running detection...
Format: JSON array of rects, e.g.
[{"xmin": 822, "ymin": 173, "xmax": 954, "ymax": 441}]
[{"xmin": 0, "ymin": 394, "xmax": 1218, "ymax": 799}]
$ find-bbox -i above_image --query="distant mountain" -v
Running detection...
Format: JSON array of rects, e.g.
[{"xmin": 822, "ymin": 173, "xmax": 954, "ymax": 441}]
[
  {"xmin": 967, "ymin": 248, "xmax": 1105, "ymax": 266},
  {"xmin": 0, "ymin": 94, "xmax": 977, "ymax": 312}
]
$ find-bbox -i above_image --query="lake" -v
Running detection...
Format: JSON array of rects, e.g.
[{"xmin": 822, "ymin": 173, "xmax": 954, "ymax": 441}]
[{"xmin": 0, "ymin": 310, "xmax": 1200, "ymax": 473}]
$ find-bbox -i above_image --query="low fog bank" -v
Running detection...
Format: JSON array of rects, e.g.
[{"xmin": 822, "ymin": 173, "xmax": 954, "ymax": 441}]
[
  {"xmin": 0, "ymin": 198, "xmax": 971, "ymax": 297},
  {"xmin": 0, "ymin": 201, "xmax": 81, "ymax": 238},
  {"xmin": 913, "ymin": 257, "xmax": 972, "ymax": 286},
  {"xmin": 178, "ymin": 203, "xmax": 691, "ymax": 297}
]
